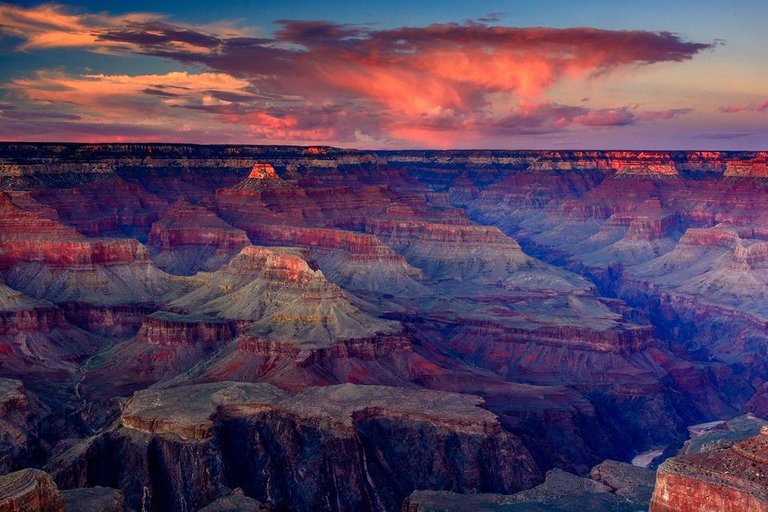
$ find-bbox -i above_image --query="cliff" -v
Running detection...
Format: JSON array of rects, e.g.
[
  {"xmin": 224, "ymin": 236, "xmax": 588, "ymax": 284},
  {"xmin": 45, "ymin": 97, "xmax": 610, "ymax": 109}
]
[
  {"xmin": 650, "ymin": 427, "xmax": 768, "ymax": 512},
  {"xmin": 0, "ymin": 469, "xmax": 65, "ymax": 512},
  {"xmin": 52, "ymin": 382, "xmax": 540, "ymax": 512},
  {"xmin": 148, "ymin": 199, "xmax": 249, "ymax": 275}
]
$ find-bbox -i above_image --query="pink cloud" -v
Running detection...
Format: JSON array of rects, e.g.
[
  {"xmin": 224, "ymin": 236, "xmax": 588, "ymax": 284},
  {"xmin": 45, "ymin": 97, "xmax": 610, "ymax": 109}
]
[
  {"xmin": 0, "ymin": 4, "xmax": 711, "ymax": 145},
  {"xmin": 720, "ymin": 101, "xmax": 768, "ymax": 114}
]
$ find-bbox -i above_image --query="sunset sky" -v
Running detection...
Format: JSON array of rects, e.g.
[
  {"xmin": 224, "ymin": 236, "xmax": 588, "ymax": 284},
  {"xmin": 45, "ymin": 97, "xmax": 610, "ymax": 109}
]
[{"xmin": 1, "ymin": 1, "xmax": 766, "ymax": 149}]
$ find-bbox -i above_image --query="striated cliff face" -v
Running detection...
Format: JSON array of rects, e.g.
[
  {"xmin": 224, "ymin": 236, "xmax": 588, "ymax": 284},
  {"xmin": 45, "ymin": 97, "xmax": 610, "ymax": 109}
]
[
  {"xmin": 3, "ymin": 144, "xmax": 768, "ymax": 511},
  {"xmin": 167, "ymin": 245, "xmax": 401, "ymax": 346},
  {"xmin": 650, "ymin": 427, "xmax": 768, "ymax": 512},
  {"xmin": 0, "ymin": 468, "xmax": 65, "ymax": 512},
  {"xmin": 136, "ymin": 313, "xmax": 233, "ymax": 347},
  {"xmin": 51, "ymin": 382, "xmax": 539, "ymax": 512},
  {"xmin": 148, "ymin": 199, "xmax": 249, "ymax": 276}
]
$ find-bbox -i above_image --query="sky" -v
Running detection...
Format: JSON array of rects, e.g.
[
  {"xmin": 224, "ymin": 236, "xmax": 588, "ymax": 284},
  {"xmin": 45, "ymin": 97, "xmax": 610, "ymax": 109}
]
[{"xmin": 0, "ymin": 1, "xmax": 766, "ymax": 149}]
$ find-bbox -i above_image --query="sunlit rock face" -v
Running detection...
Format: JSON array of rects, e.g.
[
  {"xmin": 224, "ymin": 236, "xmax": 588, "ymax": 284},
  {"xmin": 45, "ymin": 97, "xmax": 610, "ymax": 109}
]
[
  {"xmin": 650, "ymin": 427, "xmax": 768, "ymax": 512},
  {"xmin": 1, "ymin": 144, "xmax": 768, "ymax": 511}
]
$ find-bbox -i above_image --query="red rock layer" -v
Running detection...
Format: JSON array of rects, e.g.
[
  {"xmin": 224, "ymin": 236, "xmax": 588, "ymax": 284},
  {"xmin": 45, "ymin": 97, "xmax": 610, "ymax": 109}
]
[
  {"xmin": 148, "ymin": 200, "xmax": 248, "ymax": 251},
  {"xmin": 31, "ymin": 181, "xmax": 166, "ymax": 237},
  {"xmin": 59, "ymin": 303, "xmax": 155, "ymax": 337},
  {"xmin": 137, "ymin": 315, "xmax": 233, "ymax": 346},
  {"xmin": 0, "ymin": 469, "xmax": 65, "ymax": 512},
  {"xmin": 650, "ymin": 428, "xmax": 768, "ymax": 512},
  {"xmin": 367, "ymin": 219, "xmax": 522, "ymax": 249},
  {"xmin": 246, "ymin": 224, "xmax": 403, "ymax": 262},
  {"xmin": 0, "ymin": 192, "xmax": 151, "ymax": 268},
  {"xmin": 0, "ymin": 308, "xmax": 69, "ymax": 335}
]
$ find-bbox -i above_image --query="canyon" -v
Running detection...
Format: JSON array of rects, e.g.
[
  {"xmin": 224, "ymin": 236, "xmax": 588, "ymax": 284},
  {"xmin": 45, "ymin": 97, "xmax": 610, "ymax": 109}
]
[{"xmin": 1, "ymin": 143, "xmax": 767, "ymax": 510}]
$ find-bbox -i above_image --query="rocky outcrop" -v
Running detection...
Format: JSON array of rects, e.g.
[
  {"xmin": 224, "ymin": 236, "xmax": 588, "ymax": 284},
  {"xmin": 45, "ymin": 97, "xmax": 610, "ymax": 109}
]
[
  {"xmin": 197, "ymin": 488, "xmax": 268, "ymax": 512},
  {"xmin": 30, "ymin": 180, "xmax": 166, "ymax": 238},
  {"xmin": 51, "ymin": 382, "xmax": 540, "ymax": 512},
  {"xmin": 231, "ymin": 163, "xmax": 293, "ymax": 192},
  {"xmin": 60, "ymin": 487, "xmax": 127, "ymax": 512},
  {"xmin": 148, "ymin": 200, "xmax": 249, "ymax": 275},
  {"xmin": 0, "ymin": 469, "xmax": 65, "ymax": 512},
  {"xmin": 365, "ymin": 220, "xmax": 528, "ymax": 279},
  {"xmin": 168, "ymin": 245, "xmax": 401, "ymax": 347},
  {"xmin": 403, "ymin": 461, "xmax": 654, "ymax": 511},
  {"xmin": 0, "ymin": 287, "xmax": 99, "ymax": 397},
  {"xmin": 136, "ymin": 313, "xmax": 232, "ymax": 347},
  {"xmin": 0, "ymin": 379, "xmax": 41, "ymax": 472},
  {"xmin": 650, "ymin": 427, "xmax": 768, "ymax": 511},
  {"xmin": 0, "ymin": 192, "xmax": 149, "ymax": 268}
]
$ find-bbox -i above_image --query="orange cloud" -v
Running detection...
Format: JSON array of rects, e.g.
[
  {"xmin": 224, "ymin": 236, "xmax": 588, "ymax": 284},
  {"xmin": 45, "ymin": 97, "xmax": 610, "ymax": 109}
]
[
  {"xmin": 0, "ymin": 3, "xmax": 157, "ymax": 51},
  {"xmin": 0, "ymin": 5, "xmax": 714, "ymax": 146}
]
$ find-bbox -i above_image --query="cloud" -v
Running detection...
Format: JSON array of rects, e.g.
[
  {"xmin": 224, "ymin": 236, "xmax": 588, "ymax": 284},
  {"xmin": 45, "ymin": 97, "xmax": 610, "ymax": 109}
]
[
  {"xmin": 720, "ymin": 101, "xmax": 768, "ymax": 114},
  {"xmin": 0, "ymin": 3, "xmax": 712, "ymax": 145},
  {"xmin": 573, "ymin": 107, "xmax": 691, "ymax": 126},
  {"xmin": 0, "ymin": 3, "xmax": 158, "ymax": 51}
]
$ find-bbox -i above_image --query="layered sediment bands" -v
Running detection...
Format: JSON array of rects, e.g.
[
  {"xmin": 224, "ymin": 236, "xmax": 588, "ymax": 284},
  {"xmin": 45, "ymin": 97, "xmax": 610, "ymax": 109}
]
[
  {"xmin": 58, "ymin": 302, "xmax": 155, "ymax": 337},
  {"xmin": 233, "ymin": 332, "xmax": 412, "ymax": 362},
  {"xmin": 0, "ymin": 191, "xmax": 172, "ymax": 306},
  {"xmin": 81, "ymin": 313, "xmax": 235, "ymax": 398},
  {"xmin": 231, "ymin": 224, "xmax": 427, "ymax": 296},
  {"xmin": 2, "ymin": 238, "xmax": 150, "ymax": 268},
  {"xmin": 365, "ymin": 219, "xmax": 544, "ymax": 289},
  {"xmin": 168, "ymin": 245, "xmax": 400, "ymax": 347},
  {"xmin": 194, "ymin": 331, "xmax": 423, "ymax": 389},
  {"xmin": 4, "ymin": 257, "xmax": 171, "ymax": 306},
  {"xmin": 448, "ymin": 321, "xmax": 654, "ymax": 357},
  {"xmin": 725, "ymin": 153, "xmax": 768, "ymax": 177},
  {"xmin": 366, "ymin": 220, "xmax": 523, "ymax": 259},
  {"xmin": 31, "ymin": 181, "xmax": 167, "ymax": 238},
  {"xmin": 247, "ymin": 224, "xmax": 401, "ymax": 260},
  {"xmin": 136, "ymin": 313, "xmax": 233, "ymax": 347},
  {"xmin": 0, "ymin": 191, "xmax": 152, "ymax": 268},
  {"xmin": 650, "ymin": 428, "xmax": 768, "ymax": 512},
  {"xmin": 0, "ymin": 285, "xmax": 100, "ymax": 386},
  {"xmin": 0, "ymin": 284, "xmax": 67, "ymax": 335},
  {"xmin": 148, "ymin": 199, "xmax": 248, "ymax": 274},
  {"xmin": 52, "ymin": 382, "xmax": 539, "ymax": 512},
  {"xmin": 0, "ymin": 468, "xmax": 65, "ymax": 512},
  {"xmin": 0, "ymin": 192, "xmax": 128, "ymax": 266},
  {"xmin": 6, "ymin": 144, "xmax": 768, "ymax": 511}
]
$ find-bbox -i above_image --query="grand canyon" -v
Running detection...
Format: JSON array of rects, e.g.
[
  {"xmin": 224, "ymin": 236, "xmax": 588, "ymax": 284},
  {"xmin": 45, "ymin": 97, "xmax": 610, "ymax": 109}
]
[{"xmin": 0, "ymin": 144, "xmax": 767, "ymax": 511}]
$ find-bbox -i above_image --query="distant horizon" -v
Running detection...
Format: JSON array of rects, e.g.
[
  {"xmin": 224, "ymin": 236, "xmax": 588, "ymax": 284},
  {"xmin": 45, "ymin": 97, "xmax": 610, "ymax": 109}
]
[
  {"xmin": 0, "ymin": 140, "xmax": 766, "ymax": 153},
  {"xmin": 1, "ymin": 0, "xmax": 766, "ymax": 149}
]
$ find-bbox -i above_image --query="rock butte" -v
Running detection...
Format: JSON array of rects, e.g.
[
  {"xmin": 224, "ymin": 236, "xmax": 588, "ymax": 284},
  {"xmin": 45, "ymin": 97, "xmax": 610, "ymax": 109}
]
[{"xmin": 0, "ymin": 144, "xmax": 768, "ymax": 511}]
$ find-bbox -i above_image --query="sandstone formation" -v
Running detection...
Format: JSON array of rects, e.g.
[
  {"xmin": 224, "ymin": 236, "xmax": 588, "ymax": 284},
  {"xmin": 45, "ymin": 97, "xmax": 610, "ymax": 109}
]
[
  {"xmin": 148, "ymin": 199, "xmax": 249, "ymax": 275},
  {"xmin": 650, "ymin": 427, "xmax": 768, "ymax": 511},
  {"xmin": 51, "ymin": 382, "xmax": 540, "ymax": 512},
  {"xmin": 0, "ymin": 468, "xmax": 65, "ymax": 512}
]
